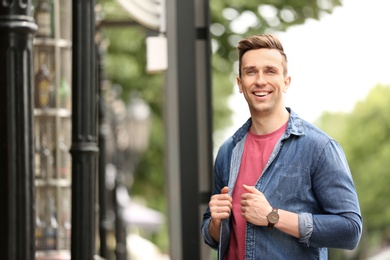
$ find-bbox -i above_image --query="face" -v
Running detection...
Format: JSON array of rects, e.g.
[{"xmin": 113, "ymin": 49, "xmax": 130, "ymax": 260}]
[{"xmin": 237, "ymin": 48, "xmax": 291, "ymax": 117}]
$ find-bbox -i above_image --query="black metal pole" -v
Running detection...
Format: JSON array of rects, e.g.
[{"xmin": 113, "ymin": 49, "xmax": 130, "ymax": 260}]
[
  {"xmin": 165, "ymin": 0, "xmax": 213, "ymax": 259},
  {"xmin": 114, "ymin": 174, "xmax": 128, "ymax": 260},
  {"xmin": 109, "ymin": 94, "xmax": 128, "ymax": 260},
  {"xmin": 70, "ymin": 0, "xmax": 99, "ymax": 259},
  {"xmin": 165, "ymin": 0, "xmax": 199, "ymax": 259},
  {"xmin": 195, "ymin": 0, "xmax": 214, "ymax": 258},
  {"xmin": 0, "ymin": 1, "xmax": 37, "ymax": 259},
  {"xmin": 97, "ymin": 33, "xmax": 108, "ymax": 258}
]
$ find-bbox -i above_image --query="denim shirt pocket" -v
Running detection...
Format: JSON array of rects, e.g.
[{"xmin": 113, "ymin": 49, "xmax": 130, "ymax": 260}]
[{"xmin": 268, "ymin": 163, "xmax": 309, "ymax": 206}]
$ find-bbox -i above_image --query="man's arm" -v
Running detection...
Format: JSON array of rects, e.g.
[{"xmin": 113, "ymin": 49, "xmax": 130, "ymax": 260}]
[{"xmin": 275, "ymin": 209, "xmax": 299, "ymax": 238}]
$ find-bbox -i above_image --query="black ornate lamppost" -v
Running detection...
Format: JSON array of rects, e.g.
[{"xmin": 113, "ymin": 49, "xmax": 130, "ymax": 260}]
[
  {"xmin": 70, "ymin": 0, "xmax": 99, "ymax": 259},
  {"xmin": 105, "ymin": 86, "xmax": 151, "ymax": 260},
  {"xmin": 0, "ymin": 1, "xmax": 37, "ymax": 259}
]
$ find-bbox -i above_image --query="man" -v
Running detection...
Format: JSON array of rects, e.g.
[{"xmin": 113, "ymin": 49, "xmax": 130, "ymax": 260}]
[{"xmin": 201, "ymin": 34, "xmax": 362, "ymax": 259}]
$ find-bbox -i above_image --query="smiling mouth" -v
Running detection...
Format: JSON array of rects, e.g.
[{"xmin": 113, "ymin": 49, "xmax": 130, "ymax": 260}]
[{"xmin": 253, "ymin": 91, "xmax": 270, "ymax": 97}]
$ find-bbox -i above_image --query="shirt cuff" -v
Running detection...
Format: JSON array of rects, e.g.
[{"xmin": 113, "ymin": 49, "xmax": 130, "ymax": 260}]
[
  {"xmin": 202, "ymin": 218, "xmax": 219, "ymax": 249},
  {"xmin": 298, "ymin": 212, "xmax": 313, "ymax": 247}
]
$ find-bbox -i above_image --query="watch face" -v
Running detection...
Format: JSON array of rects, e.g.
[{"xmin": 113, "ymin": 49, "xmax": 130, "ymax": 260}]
[{"xmin": 268, "ymin": 211, "xmax": 279, "ymax": 224}]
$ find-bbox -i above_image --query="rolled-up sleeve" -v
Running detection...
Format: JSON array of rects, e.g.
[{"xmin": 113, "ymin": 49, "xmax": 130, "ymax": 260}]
[
  {"xmin": 300, "ymin": 140, "xmax": 363, "ymax": 249},
  {"xmin": 298, "ymin": 212, "xmax": 313, "ymax": 247},
  {"xmin": 201, "ymin": 218, "xmax": 219, "ymax": 249}
]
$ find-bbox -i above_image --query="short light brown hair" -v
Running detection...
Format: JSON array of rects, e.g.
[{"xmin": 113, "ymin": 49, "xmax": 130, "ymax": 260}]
[{"xmin": 237, "ymin": 34, "xmax": 288, "ymax": 77}]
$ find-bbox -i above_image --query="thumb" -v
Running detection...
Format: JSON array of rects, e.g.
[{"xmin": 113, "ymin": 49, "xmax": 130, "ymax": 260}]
[
  {"xmin": 243, "ymin": 184, "xmax": 261, "ymax": 194},
  {"xmin": 221, "ymin": 186, "xmax": 229, "ymax": 194}
]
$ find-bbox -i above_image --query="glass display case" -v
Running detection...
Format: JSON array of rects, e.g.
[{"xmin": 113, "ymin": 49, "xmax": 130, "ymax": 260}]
[{"xmin": 33, "ymin": 0, "xmax": 72, "ymax": 257}]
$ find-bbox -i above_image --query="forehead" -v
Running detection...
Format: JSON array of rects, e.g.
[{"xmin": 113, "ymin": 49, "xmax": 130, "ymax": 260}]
[{"xmin": 241, "ymin": 48, "xmax": 284, "ymax": 68}]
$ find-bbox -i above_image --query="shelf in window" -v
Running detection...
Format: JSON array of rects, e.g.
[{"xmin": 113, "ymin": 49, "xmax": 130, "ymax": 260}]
[
  {"xmin": 35, "ymin": 250, "xmax": 71, "ymax": 259},
  {"xmin": 34, "ymin": 108, "xmax": 71, "ymax": 117},
  {"xmin": 33, "ymin": 38, "xmax": 72, "ymax": 48},
  {"xmin": 35, "ymin": 178, "xmax": 71, "ymax": 188}
]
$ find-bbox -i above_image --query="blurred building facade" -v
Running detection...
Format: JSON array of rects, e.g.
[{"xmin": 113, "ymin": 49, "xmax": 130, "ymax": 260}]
[{"xmin": 0, "ymin": 0, "xmax": 213, "ymax": 259}]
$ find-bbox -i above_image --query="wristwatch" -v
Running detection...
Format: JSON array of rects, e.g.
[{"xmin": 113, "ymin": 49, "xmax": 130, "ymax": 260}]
[{"xmin": 267, "ymin": 208, "xmax": 279, "ymax": 228}]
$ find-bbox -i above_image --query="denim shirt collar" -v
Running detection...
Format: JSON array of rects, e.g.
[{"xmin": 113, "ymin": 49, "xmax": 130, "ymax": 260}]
[{"xmin": 232, "ymin": 107, "xmax": 304, "ymax": 144}]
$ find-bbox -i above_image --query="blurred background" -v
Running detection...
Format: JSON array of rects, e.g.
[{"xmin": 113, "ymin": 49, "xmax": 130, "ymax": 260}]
[
  {"xmin": 96, "ymin": 0, "xmax": 390, "ymax": 259},
  {"xmin": 28, "ymin": 0, "xmax": 390, "ymax": 259}
]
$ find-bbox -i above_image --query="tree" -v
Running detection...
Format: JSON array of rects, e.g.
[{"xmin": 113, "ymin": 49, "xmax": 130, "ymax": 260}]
[
  {"xmin": 97, "ymin": 0, "xmax": 342, "ymax": 252},
  {"xmin": 344, "ymin": 85, "xmax": 390, "ymax": 254},
  {"xmin": 316, "ymin": 84, "xmax": 390, "ymax": 259}
]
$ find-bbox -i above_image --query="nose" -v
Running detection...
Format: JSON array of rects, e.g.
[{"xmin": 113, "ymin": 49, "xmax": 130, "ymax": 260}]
[{"xmin": 255, "ymin": 72, "xmax": 267, "ymax": 86}]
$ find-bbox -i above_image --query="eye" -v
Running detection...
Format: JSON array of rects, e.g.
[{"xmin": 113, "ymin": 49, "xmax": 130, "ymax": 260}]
[
  {"xmin": 265, "ymin": 68, "xmax": 277, "ymax": 75},
  {"xmin": 244, "ymin": 69, "xmax": 256, "ymax": 75}
]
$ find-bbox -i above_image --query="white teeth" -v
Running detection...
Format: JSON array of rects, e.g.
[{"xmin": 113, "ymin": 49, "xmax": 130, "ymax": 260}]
[{"xmin": 254, "ymin": 91, "xmax": 268, "ymax": 96}]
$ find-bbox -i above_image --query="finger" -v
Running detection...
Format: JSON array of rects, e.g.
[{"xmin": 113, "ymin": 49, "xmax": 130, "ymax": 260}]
[
  {"xmin": 209, "ymin": 195, "xmax": 233, "ymax": 208},
  {"xmin": 221, "ymin": 186, "xmax": 229, "ymax": 194},
  {"xmin": 243, "ymin": 184, "xmax": 261, "ymax": 194},
  {"xmin": 211, "ymin": 211, "xmax": 230, "ymax": 220},
  {"xmin": 240, "ymin": 199, "xmax": 247, "ymax": 206}
]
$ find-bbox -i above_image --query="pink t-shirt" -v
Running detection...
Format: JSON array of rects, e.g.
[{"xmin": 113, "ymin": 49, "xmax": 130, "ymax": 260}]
[{"xmin": 225, "ymin": 123, "xmax": 287, "ymax": 259}]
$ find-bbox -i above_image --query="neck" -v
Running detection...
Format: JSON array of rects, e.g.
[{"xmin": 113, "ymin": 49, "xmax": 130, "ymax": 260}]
[{"xmin": 250, "ymin": 107, "xmax": 289, "ymax": 135}]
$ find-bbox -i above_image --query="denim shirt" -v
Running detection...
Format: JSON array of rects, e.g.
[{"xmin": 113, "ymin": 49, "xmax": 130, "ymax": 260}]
[{"xmin": 201, "ymin": 108, "xmax": 362, "ymax": 260}]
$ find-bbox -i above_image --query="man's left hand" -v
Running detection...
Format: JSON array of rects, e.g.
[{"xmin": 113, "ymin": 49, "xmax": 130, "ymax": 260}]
[{"xmin": 240, "ymin": 184, "xmax": 272, "ymax": 226}]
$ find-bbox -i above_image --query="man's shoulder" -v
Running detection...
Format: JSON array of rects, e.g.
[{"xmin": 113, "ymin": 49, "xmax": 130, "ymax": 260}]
[
  {"xmin": 301, "ymin": 118, "xmax": 333, "ymax": 140},
  {"xmin": 288, "ymin": 109, "xmax": 334, "ymax": 143}
]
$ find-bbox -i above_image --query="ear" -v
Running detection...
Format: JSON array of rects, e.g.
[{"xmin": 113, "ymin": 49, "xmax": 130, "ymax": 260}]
[
  {"xmin": 237, "ymin": 76, "xmax": 243, "ymax": 93},
  {"xmin": 283, "ymin": 76, "xmax": 291, "ymax": 93}
]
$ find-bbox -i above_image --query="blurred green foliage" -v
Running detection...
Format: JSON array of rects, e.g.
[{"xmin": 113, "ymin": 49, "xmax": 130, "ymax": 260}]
[{"xmin": 316, "ymin": 84, "xmax": 390, "ymax": 259}]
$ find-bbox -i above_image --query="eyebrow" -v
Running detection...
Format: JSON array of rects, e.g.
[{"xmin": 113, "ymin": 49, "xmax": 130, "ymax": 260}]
[
  {"xmin": 242, "ymin": 66, "xmax": 256, "ymax": 71},
  {"xmin": 242, "ymin": 65, "xmax": 280, "ymax": 71},
  {"xmin": 264, "ymin": 65, "xmax": 279, "ymax": 71}
]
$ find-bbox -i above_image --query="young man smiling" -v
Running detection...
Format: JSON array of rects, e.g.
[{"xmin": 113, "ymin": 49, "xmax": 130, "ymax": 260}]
[{"xmin": 201, "ymin": 34, "xmax": 362, "ymax": 259}]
